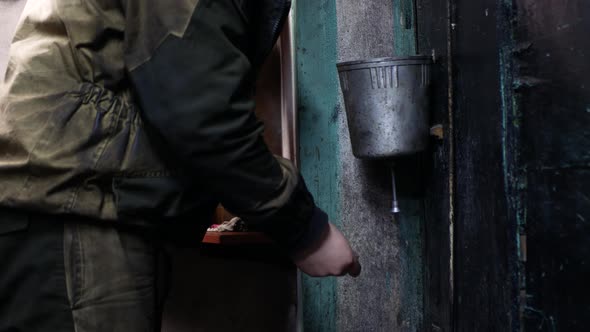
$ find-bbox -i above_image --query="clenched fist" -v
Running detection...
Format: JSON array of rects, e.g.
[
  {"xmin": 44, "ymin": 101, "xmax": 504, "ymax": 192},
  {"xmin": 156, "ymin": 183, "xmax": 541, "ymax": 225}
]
[{"xmin": 293, "ymin": 223, "xmax": 361, "ymax": 277}]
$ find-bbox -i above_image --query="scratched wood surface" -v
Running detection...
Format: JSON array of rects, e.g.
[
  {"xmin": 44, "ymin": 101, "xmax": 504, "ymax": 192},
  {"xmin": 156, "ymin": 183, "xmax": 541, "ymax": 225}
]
[
  {"xmin": 296, "ymin": 0, "xmax": 341, "ymax": 330},
  {"xmin": 416, "ymin": 0, "xmax": 453, "ymax": 330},
  {"xmin": 418, "ymin": 0, "xmax": 590, "ymax": 330},
  {"xmin": 512, "ymin": 0, "xmax": 590, "ymax": 330},
  {"xmin": 451, "ymin": 0, "xmax": 520, "ymax": 330}
]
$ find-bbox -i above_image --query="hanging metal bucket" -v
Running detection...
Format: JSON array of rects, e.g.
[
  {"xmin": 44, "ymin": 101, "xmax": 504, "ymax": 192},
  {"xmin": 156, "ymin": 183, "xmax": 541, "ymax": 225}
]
[{"xmin": 337, "ymin": 56, "xmax": 432, "ymax": 159}]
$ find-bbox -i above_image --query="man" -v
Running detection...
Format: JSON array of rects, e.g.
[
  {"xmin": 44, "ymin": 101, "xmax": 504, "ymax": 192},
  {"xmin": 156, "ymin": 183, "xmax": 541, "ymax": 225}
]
[{"xmin": 0, "ymin": 0, "xmax": 360, "ymax": 330}]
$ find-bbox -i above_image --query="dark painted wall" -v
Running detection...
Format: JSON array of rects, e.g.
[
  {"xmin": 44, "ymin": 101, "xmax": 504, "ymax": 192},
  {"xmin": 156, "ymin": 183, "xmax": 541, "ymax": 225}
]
[
  {"xmin": 416, "ymin": 0, "xmax": 453, "ymax": 330},
  {"xmin": 418, "ymin": 0, "xmax": 590, "ymax": 331},
  {"xmin": 512, "ymin": 0, "xmax": 590, "ymax": 330},
  {"xmin": 451, "ymin": 0, "xmax": 520, "ymax": 330},
  {"xmin": 417, "ymin": 0, "xmax": 521, "ymax": 330}
]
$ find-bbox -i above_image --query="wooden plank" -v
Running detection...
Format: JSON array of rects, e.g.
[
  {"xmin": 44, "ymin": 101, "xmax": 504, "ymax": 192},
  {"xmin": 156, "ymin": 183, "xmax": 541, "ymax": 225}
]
[
  {"xmin": 296, "ymin": 0, "xmax": 341, "ymax": 330},
  {"xmin": 511, "ymin": 0, "xmax": 590, "ymax": 329},
  {"xmin": 525, "ymin": 170, "xmax": 590, "ymax": 330},
  {"xmin": 451, "ymin": 0, "xmax": 519, "ymax": 330},
  {"xmin": 391, "ymin": 1, "xmax": 425, "ymax": 330},
  {"xmin": 416, "ymin": 0, "xmax": 453, "ymax": 330},
  {"xmin": 394, "ymin": 0, "xmax": 418, "ymax": 56}
]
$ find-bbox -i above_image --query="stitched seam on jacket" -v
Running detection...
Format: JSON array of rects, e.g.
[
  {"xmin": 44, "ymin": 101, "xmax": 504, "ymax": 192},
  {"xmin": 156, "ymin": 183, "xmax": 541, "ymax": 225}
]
[
  {"xmin": 67, "ymin": 84, "xmax": 126, "ymax": 212},
  {"xmin": 126, "ymin": 1, "xmax": 202, "ymax": 71},
  {"xmin": 69, "ymin": 224, "xmax": 84, "ymax": 309}
]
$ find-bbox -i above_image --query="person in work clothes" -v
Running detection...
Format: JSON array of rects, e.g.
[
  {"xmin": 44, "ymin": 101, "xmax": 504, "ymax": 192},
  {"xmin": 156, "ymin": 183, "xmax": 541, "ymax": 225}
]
[{"xmin": 0, "ymin": 0, "xmax": 361, "ymax": 330}]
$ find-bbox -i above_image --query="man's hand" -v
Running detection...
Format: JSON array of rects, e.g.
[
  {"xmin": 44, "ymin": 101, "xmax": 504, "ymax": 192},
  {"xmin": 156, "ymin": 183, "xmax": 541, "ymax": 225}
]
[{"xmin": 293, "ymin": 223, "xmax": 361, "ymax": 277}]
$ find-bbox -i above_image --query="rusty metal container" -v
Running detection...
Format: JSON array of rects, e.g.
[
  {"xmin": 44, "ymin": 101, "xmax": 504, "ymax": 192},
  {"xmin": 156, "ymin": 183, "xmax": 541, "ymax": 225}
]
[{"xmin": 337, "ymin": 56, "xmax": 432, "ymax": 159}]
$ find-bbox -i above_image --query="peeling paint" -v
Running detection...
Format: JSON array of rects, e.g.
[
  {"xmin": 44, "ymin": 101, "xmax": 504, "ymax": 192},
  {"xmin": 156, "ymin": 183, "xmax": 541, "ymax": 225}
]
[
  {"xmin": 512, "ymin": 41, "xmax": 533, "ymax": 55},
  {"xmin": 297, "ymin": 0, "xmax": 340, "ymax": 330},
  {"xmin": 513, "ymin": 76, "xmax": 550, "ymax": 90},
  {"xmin": 499, "ymin": 0, "xmax": 525, "ymax": 329},
  {"xmin": 524, "ymin": 306, "xmax": 557, "ymax": 332},
  {"xmin": 393, "ymin": 0, "xmax": 418, "ymax": 55},
  {"xmin": 512, "ymin": 1, "xmax": 590, "ymax": 330}
]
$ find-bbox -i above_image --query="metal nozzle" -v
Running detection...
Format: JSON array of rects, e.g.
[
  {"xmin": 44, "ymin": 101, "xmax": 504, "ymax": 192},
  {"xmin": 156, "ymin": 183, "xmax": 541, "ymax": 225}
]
[{"xmin": 391, "ymin": 166, "xmax": 400, "ymax": 214}]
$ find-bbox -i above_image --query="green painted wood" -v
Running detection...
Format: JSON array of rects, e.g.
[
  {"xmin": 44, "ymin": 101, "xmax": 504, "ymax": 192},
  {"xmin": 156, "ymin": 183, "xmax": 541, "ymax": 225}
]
[
  {"xmin": 397, "ymin": 195, "xmax": 425, "ymax": 329},
  {"xmin": 296, "ymin": 0, "xmax": 340, "ymax": 330},
  {"xmin": 393, "ymin": 0, "xmax": 418, "ymax": 56},
  {"xmin": 392, "ymin": 0, "xmax": 425, "ymax": 328}
]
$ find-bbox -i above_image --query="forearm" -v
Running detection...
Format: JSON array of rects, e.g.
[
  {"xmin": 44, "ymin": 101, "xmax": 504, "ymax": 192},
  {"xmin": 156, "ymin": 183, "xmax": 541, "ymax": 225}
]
[{"xmin": 124, "ymin": 0, "xmax": 328, "ymax": 254}]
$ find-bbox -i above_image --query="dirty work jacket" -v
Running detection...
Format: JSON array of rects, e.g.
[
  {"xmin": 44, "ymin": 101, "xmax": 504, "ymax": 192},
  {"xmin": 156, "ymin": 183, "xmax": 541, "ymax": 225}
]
[{"xmin": 0, "ymin": 0, "xmax": 328, "ymax": 254}]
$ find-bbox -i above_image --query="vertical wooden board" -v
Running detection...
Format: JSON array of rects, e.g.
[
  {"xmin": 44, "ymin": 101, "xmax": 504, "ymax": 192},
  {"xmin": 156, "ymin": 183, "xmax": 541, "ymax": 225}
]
[
  {"xmin": 391, "ymin": 1, "xmax": 425, "ymax": 330},
  {"xmin": 452, "ymin": 0, "xmax": 519, "ymax": 330},
  {"xmin": 514, "ymin": 0, "xmax": 590, "ymax": 169},
  {"xmin": 393, "ymin": 0, "xmax": 418, "ymax": 56},
  {"xmin": 416, "ymin": 0, "xmax": 453, "ymax": 329},
  {"xmin": 525, "ymin": 170, "xmax": 590, "ymax": 331},
  {"xmin": 395, "ymin": 157, "xmax": 427, "ymax": 332},
  {"xmin": 511, "ymin": 0, "xmax": 590, "ymax": 330},
  {"xmin": 296, "ymin": 0, "xmax": 340, "ymax": 330}
]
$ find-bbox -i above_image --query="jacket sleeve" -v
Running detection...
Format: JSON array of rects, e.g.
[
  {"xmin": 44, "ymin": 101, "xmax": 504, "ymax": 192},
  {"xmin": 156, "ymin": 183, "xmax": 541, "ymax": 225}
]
[{"xmin": 122, "ymin": 0, "xmax": 328, "ymax": 254}]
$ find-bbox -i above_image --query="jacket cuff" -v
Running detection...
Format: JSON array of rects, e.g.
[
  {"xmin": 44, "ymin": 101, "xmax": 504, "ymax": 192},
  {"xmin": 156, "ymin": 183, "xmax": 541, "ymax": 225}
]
[
  {"xmin": 287, "ymin": 207, "xmax": 329, "ymax": 257},
  {"xmin": 258, "ymin": 173, "xmax": 329, "ymax": 256}
]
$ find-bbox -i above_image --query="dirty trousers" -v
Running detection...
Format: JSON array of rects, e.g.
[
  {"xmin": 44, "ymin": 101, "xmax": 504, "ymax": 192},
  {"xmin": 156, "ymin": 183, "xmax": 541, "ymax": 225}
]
[{"xmin": 0, "ymin": 209, "xmax": 170, "ymax": 332}]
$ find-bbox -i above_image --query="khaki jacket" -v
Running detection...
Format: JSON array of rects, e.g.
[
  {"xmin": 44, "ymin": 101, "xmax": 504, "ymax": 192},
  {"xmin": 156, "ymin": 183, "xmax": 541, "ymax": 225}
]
[{"xmin": 0, "ymin": 0, "xmax": 327, "ymax": 253}]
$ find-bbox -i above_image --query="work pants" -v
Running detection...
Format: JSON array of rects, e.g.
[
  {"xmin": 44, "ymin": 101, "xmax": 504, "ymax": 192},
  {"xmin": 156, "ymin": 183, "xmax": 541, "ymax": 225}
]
[{"xmin": 0, "ymin": 209, "xmax": 170, "ymax": 332}]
